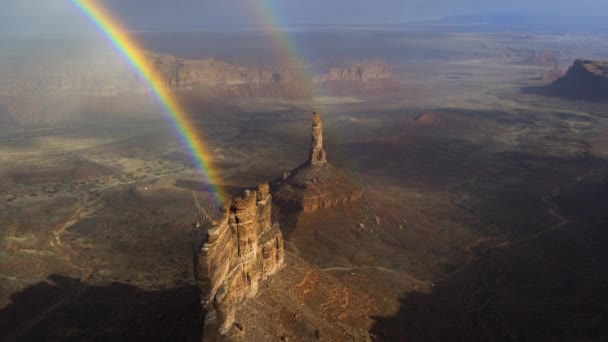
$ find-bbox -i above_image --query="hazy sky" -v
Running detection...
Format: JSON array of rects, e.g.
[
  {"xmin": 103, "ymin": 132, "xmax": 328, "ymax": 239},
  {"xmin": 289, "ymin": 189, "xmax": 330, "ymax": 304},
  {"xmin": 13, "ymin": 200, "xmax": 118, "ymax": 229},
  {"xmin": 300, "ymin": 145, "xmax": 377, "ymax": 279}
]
[{"xmin": 0, "ymin": 0, "xmax": 606, "ymax": 33}]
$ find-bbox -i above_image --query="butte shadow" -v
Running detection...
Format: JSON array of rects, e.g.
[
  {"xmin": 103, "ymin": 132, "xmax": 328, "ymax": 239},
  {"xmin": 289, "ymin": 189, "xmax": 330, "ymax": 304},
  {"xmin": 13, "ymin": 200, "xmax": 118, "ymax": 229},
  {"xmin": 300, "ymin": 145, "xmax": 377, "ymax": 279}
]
[
  {"xmin": 370, "ymin": 159, "xmax": 608, "ymax": 341},
  {"xmin": 522, "ymin": 59, "xmax": 608, "ymax": 103},
  {"xmin": 0, "ymin": 274, "xmax": 202, "ymax": 342}
]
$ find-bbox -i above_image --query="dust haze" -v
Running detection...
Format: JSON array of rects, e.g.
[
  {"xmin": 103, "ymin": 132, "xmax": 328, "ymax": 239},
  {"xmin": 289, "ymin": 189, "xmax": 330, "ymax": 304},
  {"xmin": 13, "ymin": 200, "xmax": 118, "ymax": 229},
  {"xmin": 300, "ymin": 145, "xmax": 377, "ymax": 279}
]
[{"xmin": 1, "ymin": 6, "xmax": 608, "ymax": 342}]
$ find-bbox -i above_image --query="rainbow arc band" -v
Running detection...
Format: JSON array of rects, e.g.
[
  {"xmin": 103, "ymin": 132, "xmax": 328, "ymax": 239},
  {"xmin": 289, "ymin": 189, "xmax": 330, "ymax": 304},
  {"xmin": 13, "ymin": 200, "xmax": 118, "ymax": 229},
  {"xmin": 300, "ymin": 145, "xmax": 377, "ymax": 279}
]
[{"xmin": 71, "ymin": 0, "xmax": 224, "ymax": 203}]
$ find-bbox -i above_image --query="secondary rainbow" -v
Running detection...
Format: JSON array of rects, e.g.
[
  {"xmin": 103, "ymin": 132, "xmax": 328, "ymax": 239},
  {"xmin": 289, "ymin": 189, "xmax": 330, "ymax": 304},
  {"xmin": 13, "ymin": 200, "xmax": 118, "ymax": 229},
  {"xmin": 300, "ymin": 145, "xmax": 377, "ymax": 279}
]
[
  {"xmin": 245, "ymin": 0, "xmax": 319, "ymax": 103},
  {"xmin": 71, "ymin": 0, "xmax": 224, "ymax": 203}
]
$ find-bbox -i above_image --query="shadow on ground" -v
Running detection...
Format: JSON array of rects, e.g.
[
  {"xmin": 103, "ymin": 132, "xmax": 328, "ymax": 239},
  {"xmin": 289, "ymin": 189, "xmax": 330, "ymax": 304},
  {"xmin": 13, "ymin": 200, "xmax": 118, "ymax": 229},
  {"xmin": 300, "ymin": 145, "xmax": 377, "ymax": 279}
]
[
  {"xmin": 521, "ymin": 85, "xmax": 608, "ymax": 103},
  {"xmin": 371, "ymin": 172, "xmax": 608, "ymax": 341},
  {"xmin": 0, "ymin": 275, "xmax": 202, "ymax": 342}
]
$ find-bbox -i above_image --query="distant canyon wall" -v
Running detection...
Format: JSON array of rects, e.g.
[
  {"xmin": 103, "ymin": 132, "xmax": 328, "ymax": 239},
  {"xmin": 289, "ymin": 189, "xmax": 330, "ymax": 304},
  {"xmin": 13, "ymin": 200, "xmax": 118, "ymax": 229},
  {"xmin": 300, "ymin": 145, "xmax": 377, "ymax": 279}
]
[
  {"xmin": 0, "ymin": 51, "xmax": 398, "ymax": 123},
  {"xmin": 0, "ymin": 52, "xmax": 397, "ymax": 98}
]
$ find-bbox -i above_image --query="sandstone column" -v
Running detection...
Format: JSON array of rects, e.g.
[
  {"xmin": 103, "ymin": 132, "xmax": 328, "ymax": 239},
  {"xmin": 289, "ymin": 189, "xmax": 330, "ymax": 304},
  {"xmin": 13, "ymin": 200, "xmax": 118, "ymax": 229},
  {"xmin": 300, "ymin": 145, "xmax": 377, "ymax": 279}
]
[{"xmin": 309, "ymin": 111, "xmax": 327, "ymax": 165}]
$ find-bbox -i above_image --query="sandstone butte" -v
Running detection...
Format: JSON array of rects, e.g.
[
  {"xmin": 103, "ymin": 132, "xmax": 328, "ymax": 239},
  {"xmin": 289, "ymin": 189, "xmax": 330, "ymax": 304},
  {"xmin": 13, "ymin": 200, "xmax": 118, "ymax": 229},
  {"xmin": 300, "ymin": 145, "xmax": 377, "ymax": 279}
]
[
  {"xmin": 196, "ymin": 183, "xmax": 285, "ymax": 340},
  {"xmin": 549, "ymin": 59, "xmax": 608, "ymax": 101},
  {"xmin": 271, "ymin": 111, "xmax": 363, "ymax": 213},
  {"xmin": 196, "ymin": 110, "xmax": 364, "ymax": 339}
]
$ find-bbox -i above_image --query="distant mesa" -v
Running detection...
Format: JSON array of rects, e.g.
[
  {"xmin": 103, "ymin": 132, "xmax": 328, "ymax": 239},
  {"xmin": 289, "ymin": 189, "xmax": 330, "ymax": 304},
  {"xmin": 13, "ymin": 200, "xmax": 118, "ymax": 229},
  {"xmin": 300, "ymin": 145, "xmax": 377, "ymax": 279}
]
[
  {"xmin": 196, "ymin": 183, "xmax": 285, "ymax": 339},
  {"xmin": 414, "ymin": 112, "xmax": 442, "ymax": 125},
  {"xmin": 271, "ymin": 111, "xmax": 363, "ymax": 213},
  {"xmin": 540, "ymin": 63, "xmax": 566, "ymax": 82},
  {"xmin": 313, "ymin": 63, "xmax": 400, "ymax": 97},
  {"xmin": 543, "ymin": 59, "xmax": 608, "ymax": 101},
  {"xmin": 520, "ymin": 50, "xmax": 558, "ymax": 66}
]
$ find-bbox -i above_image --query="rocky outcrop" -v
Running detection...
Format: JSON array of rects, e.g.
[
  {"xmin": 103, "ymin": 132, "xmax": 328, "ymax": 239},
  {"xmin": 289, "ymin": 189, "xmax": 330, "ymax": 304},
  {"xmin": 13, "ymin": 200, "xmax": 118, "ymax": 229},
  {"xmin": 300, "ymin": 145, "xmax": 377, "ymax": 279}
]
[
  {"xmin": 147, "ymin": 52, "xmax": 296, "ymax": 92},
  {"xmin": 313, "ymin": 62, "xmax": 400, "ymax": 96},
  {"xmin": 271, "ymin": 111, "xmax": 363, "ymax": 213},
  {"xmin": 540, "ymin": 63, "xmax": 566, "ymax": 82},
  {"xmin": 0, "ymin": 53, "xmax": 399, "ymax": 107},
  {"xmin": 309, "ymin": 111, "xmax": 327, "ymax": 165},
  {"xmin": 313, "ymin": 63, "xmax": 393, "ymax": 83},
  {"xmin": 415, "ymin": 112, "xmax": 443, "ymax": 125},
  {"xmin": 547, "ymin": 59, "xmax": 608, "ymax": 101},
  {"xmin": 196, "ymin": 184, "xmax": 284, "ymax": 339}
]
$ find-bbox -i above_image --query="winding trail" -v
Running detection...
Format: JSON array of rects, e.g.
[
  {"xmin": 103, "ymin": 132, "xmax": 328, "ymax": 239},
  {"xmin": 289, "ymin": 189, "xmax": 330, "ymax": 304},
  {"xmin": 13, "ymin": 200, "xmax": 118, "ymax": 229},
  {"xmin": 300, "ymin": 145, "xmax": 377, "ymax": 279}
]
[
  {"xmin": 495, "ymin": 169, "xmax": 594, "ymax": 249},
  {"xmin": 320, "ymin": 169, "xmax": 597, "ymax": 287},
  {"xmin": 191, "ymin": 190, "xmax": 211, "ymax": 221},
  {"xmin": 50, "ymin": 196, "xmax": 101, "ymax": 260},
  {"xmin": 435, "ymin": 168, "xmax": 596, "ymax": 284},
  {"xmin": 322, "ymin": 266, "xmax": 396, "ymax": 274}
]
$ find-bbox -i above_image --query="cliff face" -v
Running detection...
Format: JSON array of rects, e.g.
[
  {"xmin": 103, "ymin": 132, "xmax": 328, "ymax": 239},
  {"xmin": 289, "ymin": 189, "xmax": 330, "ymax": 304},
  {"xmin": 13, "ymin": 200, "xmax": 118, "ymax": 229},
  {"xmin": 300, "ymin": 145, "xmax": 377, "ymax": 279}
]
[
  {"xmin": 548, "ymin": 60, "xmax": 608, "ymax": 101},
  {"xmin": 196, "ymin": 183, "xmax": 284, "ymax": 339},
  {"xmin": 1, "ymin": 54, "xmax": 397, "ymax": 99},
  {"xmin": 313, "ymin": 63, "xmax": 393, "ymax": 83},
  {"xmin": 313, "ymin": 63, "xmax": 399, "ymax": 96},
  {"xmin": 148, "ymin": 53, "xmax": 296, "ymax": 91},
  {"xmin": 272, "ymin": 111, "xmax": 363, "ymax": 213}
]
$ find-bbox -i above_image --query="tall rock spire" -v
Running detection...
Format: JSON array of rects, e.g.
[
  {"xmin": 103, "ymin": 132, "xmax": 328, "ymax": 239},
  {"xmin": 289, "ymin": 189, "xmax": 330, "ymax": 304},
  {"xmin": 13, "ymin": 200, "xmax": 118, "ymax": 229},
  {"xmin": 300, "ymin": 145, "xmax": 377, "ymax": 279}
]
[
  {"xmin": 271, "ymin": 109, "xmax": 363, "ymax": 213},
  {"xmin": 309, "ymin": 111, "xmax": 327, "ymax": 165}
]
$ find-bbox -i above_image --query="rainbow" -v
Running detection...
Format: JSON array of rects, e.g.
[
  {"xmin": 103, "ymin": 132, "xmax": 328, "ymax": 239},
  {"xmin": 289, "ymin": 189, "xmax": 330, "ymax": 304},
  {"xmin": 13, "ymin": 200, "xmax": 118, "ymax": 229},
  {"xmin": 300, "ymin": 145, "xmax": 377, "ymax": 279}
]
[
  {"xmin": 246, "ymin": 0, "xmax": 319, "ymax": 102},
  {"xmin": 71, "ymin": 0, "xmax": 225, "ymax": 203}
]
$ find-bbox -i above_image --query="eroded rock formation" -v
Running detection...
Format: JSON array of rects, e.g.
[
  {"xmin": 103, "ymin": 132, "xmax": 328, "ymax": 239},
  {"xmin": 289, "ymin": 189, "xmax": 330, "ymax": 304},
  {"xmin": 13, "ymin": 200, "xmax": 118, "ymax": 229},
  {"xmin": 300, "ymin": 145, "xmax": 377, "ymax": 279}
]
[
  {"xmin": 540, "ymin": 63, "xmax": 566, "ymax": 82},
  {"xmin": 2, "ymin": 53, "xmax": 397, "ymax": 99},
  {"xmin": 547, "ymin": 59, "xmax": 608, "ymax": 101},
  {"xmin": 196, "ymin": 183, "xmax": 284, "ymax": 339},
  {"xmin": 313, "ymin": 62, "xmax": 400, "ymax": 96},
  {"xmin": 313, "ymin": 63, "xmax": 393, "ymax": 83},
  {"xmin": 309, "ymin": 111, "xmax": 327, "ymax": 165},
  {"xmin": 272, "ymin": 111, "xmax": 363, "ymax": 213}
]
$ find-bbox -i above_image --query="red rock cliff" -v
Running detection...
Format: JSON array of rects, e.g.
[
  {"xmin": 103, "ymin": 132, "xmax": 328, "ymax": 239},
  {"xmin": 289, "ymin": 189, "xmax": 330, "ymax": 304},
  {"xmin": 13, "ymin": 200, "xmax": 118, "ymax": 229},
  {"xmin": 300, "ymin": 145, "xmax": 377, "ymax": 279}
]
[{"xmin": 197, "ymin": 183, "xmax": 284, "ymax": 339}]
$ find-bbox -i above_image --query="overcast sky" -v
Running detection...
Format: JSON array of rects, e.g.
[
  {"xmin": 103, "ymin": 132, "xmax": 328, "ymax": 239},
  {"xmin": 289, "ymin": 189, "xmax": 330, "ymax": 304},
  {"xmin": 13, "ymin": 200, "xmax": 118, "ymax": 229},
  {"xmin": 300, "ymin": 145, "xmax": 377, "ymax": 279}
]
[{"xmin": 0, "ymin": 0, "xmax": 606, "ymax": 33}]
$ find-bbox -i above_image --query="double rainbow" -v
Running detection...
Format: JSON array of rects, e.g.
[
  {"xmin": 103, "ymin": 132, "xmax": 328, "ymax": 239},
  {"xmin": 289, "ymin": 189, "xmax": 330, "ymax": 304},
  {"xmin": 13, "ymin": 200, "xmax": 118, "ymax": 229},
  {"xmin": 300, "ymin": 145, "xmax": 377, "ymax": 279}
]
[
  {"xmin": 71, "ymin": 0, "xmax": 224, "ymax": 203},
  {"xmin": 72, "ymin": 0, "xmax": 321, "ymax": 205}
]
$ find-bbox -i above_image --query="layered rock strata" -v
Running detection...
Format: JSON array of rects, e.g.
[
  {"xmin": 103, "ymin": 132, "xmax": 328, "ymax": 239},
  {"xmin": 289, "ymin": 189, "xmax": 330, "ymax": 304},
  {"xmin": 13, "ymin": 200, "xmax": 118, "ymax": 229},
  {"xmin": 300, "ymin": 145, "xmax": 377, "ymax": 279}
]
[
  {"xmin": 272, "ymin": 111, "xmax": 363, "ymax": 213},
  {"xmin": 197, "ymin": 183, "xmax": 284, "ymax": 339}
]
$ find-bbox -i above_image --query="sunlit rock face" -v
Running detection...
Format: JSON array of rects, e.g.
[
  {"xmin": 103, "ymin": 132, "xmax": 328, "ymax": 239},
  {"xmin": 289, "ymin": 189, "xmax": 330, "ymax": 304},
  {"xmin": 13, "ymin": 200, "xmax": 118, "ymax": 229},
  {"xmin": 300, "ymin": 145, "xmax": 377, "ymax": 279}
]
[
  {"xmin": 196, "ymin": 183, "xmax": 284, "ymax": 339},
  {"xmin": 272, "ymin": 111, "xmax": 363, "ymax": 214},
  {"xmin": 309, "ymin": 111, "xmax": 327, "ymax": 166}
]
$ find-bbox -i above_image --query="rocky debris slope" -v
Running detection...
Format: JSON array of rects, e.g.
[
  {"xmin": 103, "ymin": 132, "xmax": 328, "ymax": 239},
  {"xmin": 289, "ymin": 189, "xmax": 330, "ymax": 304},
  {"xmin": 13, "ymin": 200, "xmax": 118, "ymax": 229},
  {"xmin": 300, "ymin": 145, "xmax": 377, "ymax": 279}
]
[
  {"xmin": 548, "ymin": 59, "xmax": 608, "ymax": 101},
  {"xmin": 196, "ymin": 184, "xmax": 285, "ymax": 339},
  {"xmin": 271, "ymin": 111, "xmax": 363, "ymax": 213}
]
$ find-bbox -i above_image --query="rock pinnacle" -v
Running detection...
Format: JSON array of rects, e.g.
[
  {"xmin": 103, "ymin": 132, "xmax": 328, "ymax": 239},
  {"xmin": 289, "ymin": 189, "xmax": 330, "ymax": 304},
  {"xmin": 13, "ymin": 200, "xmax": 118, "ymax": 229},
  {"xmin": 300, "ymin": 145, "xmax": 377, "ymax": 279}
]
[{"xmin": 309, "ymin": 111, "xmax": 327, "ymax": 165}]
